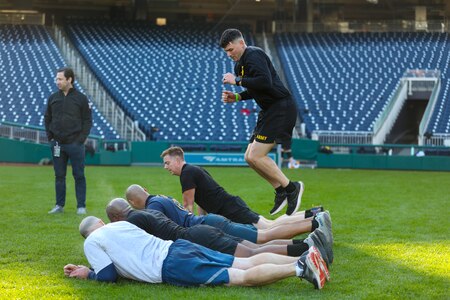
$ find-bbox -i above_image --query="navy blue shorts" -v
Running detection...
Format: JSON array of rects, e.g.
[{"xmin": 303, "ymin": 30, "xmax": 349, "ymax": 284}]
[
  {"xmin": 161, "ymin": 239, "xmax": 234, "ymax": 287},
  {"xmin": 203, "ymin": 214, "xmax": 258, "ymax": 243}
]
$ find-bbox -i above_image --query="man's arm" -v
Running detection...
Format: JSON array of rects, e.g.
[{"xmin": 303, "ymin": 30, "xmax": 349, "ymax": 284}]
[
  {"xmin": 64, "ymin": 263, "xmax": 117, "ymax": 282},
  {"xmin": 78, "ymin": 96, "xmax": 93, "ymax": 143},
  {"xmin": 44, "ymin": 96, "xmax": 53, "ymax": 141},
  {"xmin": 182, "ymin": 188, "xmax": 196, "ymax": 213}
]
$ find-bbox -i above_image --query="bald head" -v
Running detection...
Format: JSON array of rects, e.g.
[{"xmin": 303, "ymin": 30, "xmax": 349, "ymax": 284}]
[
  {"xmin": 106, "ymin": 198, "xmax": 133, "ymax": 222},
  {"xmin": 125, "ymin": 184, "xmax": 150, "ymax": 209},
  {"xmin": 79, "ymin": 216, "xmax": 103, "ymax": 238}
]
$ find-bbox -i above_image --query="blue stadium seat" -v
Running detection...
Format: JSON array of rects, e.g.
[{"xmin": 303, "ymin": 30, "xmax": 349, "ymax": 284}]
[
  {"xmin": 64, "ymin": 20, "xmax": 258, "ymax": 141},
  {"xmin": 275, "ymin": 32, "xmax": 450, "ymax": 136},
  {"xmin": 0, "ymin": 24, "xmax": 120, "ymax": 140}
]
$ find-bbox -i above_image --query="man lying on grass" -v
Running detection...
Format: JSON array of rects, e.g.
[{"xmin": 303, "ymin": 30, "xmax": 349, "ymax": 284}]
[
  {"xmin": 106, "ymin": 198, "xmax": 332, "ymax": 265},
  {"xmin": 64, "ymin": 216, "xmax": 330, "ymax": 289},
  {"xmin": 126, "ymin": 184, "xmax": 328, "ymax": 244}
]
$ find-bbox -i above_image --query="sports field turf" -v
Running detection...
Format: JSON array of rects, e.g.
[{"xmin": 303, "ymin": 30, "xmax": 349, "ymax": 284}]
[{"xmin": 0, "ymin": 165, "xmax": 448, "ymax": 299}]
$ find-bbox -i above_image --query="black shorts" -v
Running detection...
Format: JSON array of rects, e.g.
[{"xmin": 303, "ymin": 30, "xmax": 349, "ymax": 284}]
[
  {"xmin": 184, "ymin": 225, "xmax": 243, "ymax": 255},
  {"xmin": 220, "ymin": 196, "xmax": 261, "ymax": 225},
  {"xmin": 250, "ymin": 97, "xmax": 298, "ymax": 144},
  {"xmin": 221, "ymin": 196, "xmax": 259, "ymax": 224}
]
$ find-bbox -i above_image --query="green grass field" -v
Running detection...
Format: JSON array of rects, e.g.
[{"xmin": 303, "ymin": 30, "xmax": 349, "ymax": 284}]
[{"xmin": 0, "ymin": 165, "xmax": 448, "ymax": 299}]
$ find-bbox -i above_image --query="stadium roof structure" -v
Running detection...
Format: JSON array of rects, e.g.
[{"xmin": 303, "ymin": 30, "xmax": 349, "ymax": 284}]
[{"xmin": 0, "ymin": 0, "xmax": 448, "ymax": 24}]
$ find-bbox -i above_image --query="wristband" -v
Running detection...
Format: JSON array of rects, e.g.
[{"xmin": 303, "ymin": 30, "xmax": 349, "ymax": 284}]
[{"xmin": 235, "ymin": 93, "xmax": 239, "ymax": 102}]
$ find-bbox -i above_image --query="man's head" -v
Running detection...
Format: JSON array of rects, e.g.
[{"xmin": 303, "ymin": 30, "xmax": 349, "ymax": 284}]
[
  {"xmin": 106, "ymin": 198, "xmax": 133, "ymax": 222},
  {"xmin": 125, "ymin": 184, "xmax": 149, "ymax": 209},
  {"xmin": 160, "ymin": 146, "xmax": 185, "ymax": 176},
  {"xmin": 79, "ymin": 216, "xmax": 104, "ymax": 239},
  {"xmin": 56, "ymin": 67, "xmax": 75, "ymax": 92},
  {"xmin": 219, "ymin": 29, "xmax": 247, "ymax": 62}
]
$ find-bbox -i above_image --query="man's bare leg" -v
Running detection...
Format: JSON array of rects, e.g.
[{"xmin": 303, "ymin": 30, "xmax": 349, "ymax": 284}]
[
  {"xmin": 227, "ymin": 264, "xmax": 296, "ymax": 286},
  {"xmin": 231, "ymin": 252, "xmax": 298, "ymax": 270},
  {"xmin": 245, "ymin": 141, "xmax": 289, "ymax": 188},
  {"xmin": 254, "ymin": 215, "xmax": 313, "ymax": 230}
]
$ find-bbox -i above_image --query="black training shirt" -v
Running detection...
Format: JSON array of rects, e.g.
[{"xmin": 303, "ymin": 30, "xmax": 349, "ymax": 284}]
[
  {"xmin": 127, "ymin": 209, "xmax": 188, "ymax": 241},
  {"xmin": 44, "ymin": 88, "xmax": 92, "ymax": 144},
  {"xmin": 180, "ymin": 164, "xmax": 247, "ymax": 215},
  {"xmin": 235, "ymin": 46, "xmax": 292, "ymax": 111}
]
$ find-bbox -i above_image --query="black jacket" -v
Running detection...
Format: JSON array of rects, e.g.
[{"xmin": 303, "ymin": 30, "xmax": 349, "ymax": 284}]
[
  {"xmin": 235, "ymin": 46, "xmax": 292, "ymax": 111},
  {"xmin": 44, "ymin": 88, "xmax": 92, "ymax": 144}
]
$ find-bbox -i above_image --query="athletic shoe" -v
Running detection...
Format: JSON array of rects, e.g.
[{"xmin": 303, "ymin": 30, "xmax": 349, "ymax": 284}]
[
  {"xmin": 296, "ymin": 246, "xmax": 329, "ymax": 289},
  {"xmin": 285, "ymin": 181, "xmax": 304, "ymax": 215},
  {"xmin": 77, "ymin": 207, "xmax": 87, "ymax": 215},
  {"xmin": 315, "ymin": 211, "xmax": 333, "ymax": 246},
  {"xmin": 48, "ymin": 205, "xmax": 64, "ymax": 214},
  {"xmin": 269, "ymin": 191, "xmax": 287, "ymax": 215},
  {"xmin": 304, "ymin": 228, "xmax": 333, "ymax": 267}
]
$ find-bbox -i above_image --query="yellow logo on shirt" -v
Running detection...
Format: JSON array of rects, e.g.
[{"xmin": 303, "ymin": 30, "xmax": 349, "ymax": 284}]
[{"xmin": 256, "ymin": 134, "xmax": 267, "ymax": 141}]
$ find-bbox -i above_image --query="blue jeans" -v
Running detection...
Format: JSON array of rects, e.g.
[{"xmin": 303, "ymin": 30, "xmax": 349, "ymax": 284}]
[
  {"xmin": 51, "ymin": 141, "xmax": 86, "ymax": 208},
  {"xmin": 203, "ymin": 214, "xmax": 258, "ymax": 243}
]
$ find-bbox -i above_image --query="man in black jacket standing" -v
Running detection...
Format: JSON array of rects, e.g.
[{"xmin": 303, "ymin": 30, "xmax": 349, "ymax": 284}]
[
  {"xmin": 45, "ymin": 67, "xmax": 92, "ymax": 215},
  {"xmin": 220, "ymin": 29, "xmax": 303, "ymax": 216}
]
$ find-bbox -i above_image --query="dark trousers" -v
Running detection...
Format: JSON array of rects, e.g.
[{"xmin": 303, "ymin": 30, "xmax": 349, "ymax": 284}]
[{"xmin": 51, "ymin": 141, "xmax": 86, "ymax": 208}]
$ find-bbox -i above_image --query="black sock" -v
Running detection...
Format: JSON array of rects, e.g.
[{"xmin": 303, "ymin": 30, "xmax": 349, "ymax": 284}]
[
  {"xmin": 285, "ymin": 181, "xmax": 296, "ymax": 193},
  {"xmin": 275, "ymin": 186, "xmax": 285, "ymax": 194},
  {"xmin": 305, "ymin": 209, "xmax": 313, "ymax": 218},
  {"xmin": 311, "ymin": 219, "xmax": 319, "ymax": 231},
  {"xmin": 287, "ymin": 243, "xmax": 309, "ymax": 256}
]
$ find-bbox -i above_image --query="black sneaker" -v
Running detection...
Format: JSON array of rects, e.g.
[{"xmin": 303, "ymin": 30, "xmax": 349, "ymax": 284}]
[
  {"xmin": 285, "ymin": 181, "xmax": 304, "ymax": 215},
  {"xmin": 304, "ymin": 228, "xmax": 333, "ymax": 267},
  {"xmin": 269, "ymin": 191, "xmax": 287, "ymax": 215}
]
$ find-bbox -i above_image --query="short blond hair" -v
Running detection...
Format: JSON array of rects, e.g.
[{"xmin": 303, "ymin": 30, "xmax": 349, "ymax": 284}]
[{"xmin": 160, "ymin": 146, "xmax": 184, "ymax": 159}]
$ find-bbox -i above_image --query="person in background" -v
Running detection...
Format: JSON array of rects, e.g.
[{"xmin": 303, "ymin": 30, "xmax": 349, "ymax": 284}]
[{"xmin": 45, "ymin": 67, "xmax": 92, "ymax": 215}]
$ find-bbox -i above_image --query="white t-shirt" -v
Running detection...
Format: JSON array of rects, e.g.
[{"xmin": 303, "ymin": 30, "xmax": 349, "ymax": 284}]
[{"xmin": 84, "ymin": 221, "xmax": 173, "ymax": 283}]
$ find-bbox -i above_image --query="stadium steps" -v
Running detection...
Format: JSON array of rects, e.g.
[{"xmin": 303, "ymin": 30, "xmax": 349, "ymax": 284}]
[
  {"xmin": 50, "ymin": 25, "xmax": 146, "ymax": 141},
  {"xmin": 63, "ymin": 20, "xmax": 259, "ymax": 141}
]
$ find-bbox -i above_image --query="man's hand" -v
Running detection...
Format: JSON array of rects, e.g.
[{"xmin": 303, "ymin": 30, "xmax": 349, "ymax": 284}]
[
  {"xmin": 64, "ymin": 264, "xmax": 90, "ymax": 279},
  {"xmin": 222, "ymin": 91, "xmax": 240, "ymax": 104},
  {"xmin": 222, "ymin": 73, "xmax": 236, "ymax": 85}
]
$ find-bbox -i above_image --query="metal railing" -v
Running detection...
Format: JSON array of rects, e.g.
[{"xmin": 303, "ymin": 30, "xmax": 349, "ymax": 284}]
[
  {"xmin": 0, "ymin": 121, "xmax": 101, "ymax": 151},
  {"xmin": 321, "ymin": 142, "xmax": 450, "ymax": 157},
  {"xmin": 422, "ymin": 134, "xmax": 450, "ymax": 147},
  {"xmin": 372, "ymin": 80, "xmax": 407, "ymax": 144},
  {"xmin": 418, "ymin": 78, "xmax": 441, "ymax": 145},
  {"xmin": 51, "ymin": 25, "xmax": 146, "ymax": 141},
  {"xmin": 311, "ymin": 131, "xmax": 373, "ymax": 146}
]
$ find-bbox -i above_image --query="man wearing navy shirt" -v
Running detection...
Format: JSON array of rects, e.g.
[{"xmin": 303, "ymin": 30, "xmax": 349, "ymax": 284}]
[{"xmin": 126, "ymin": 183, "xmax": 327, "ymax": 244}]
